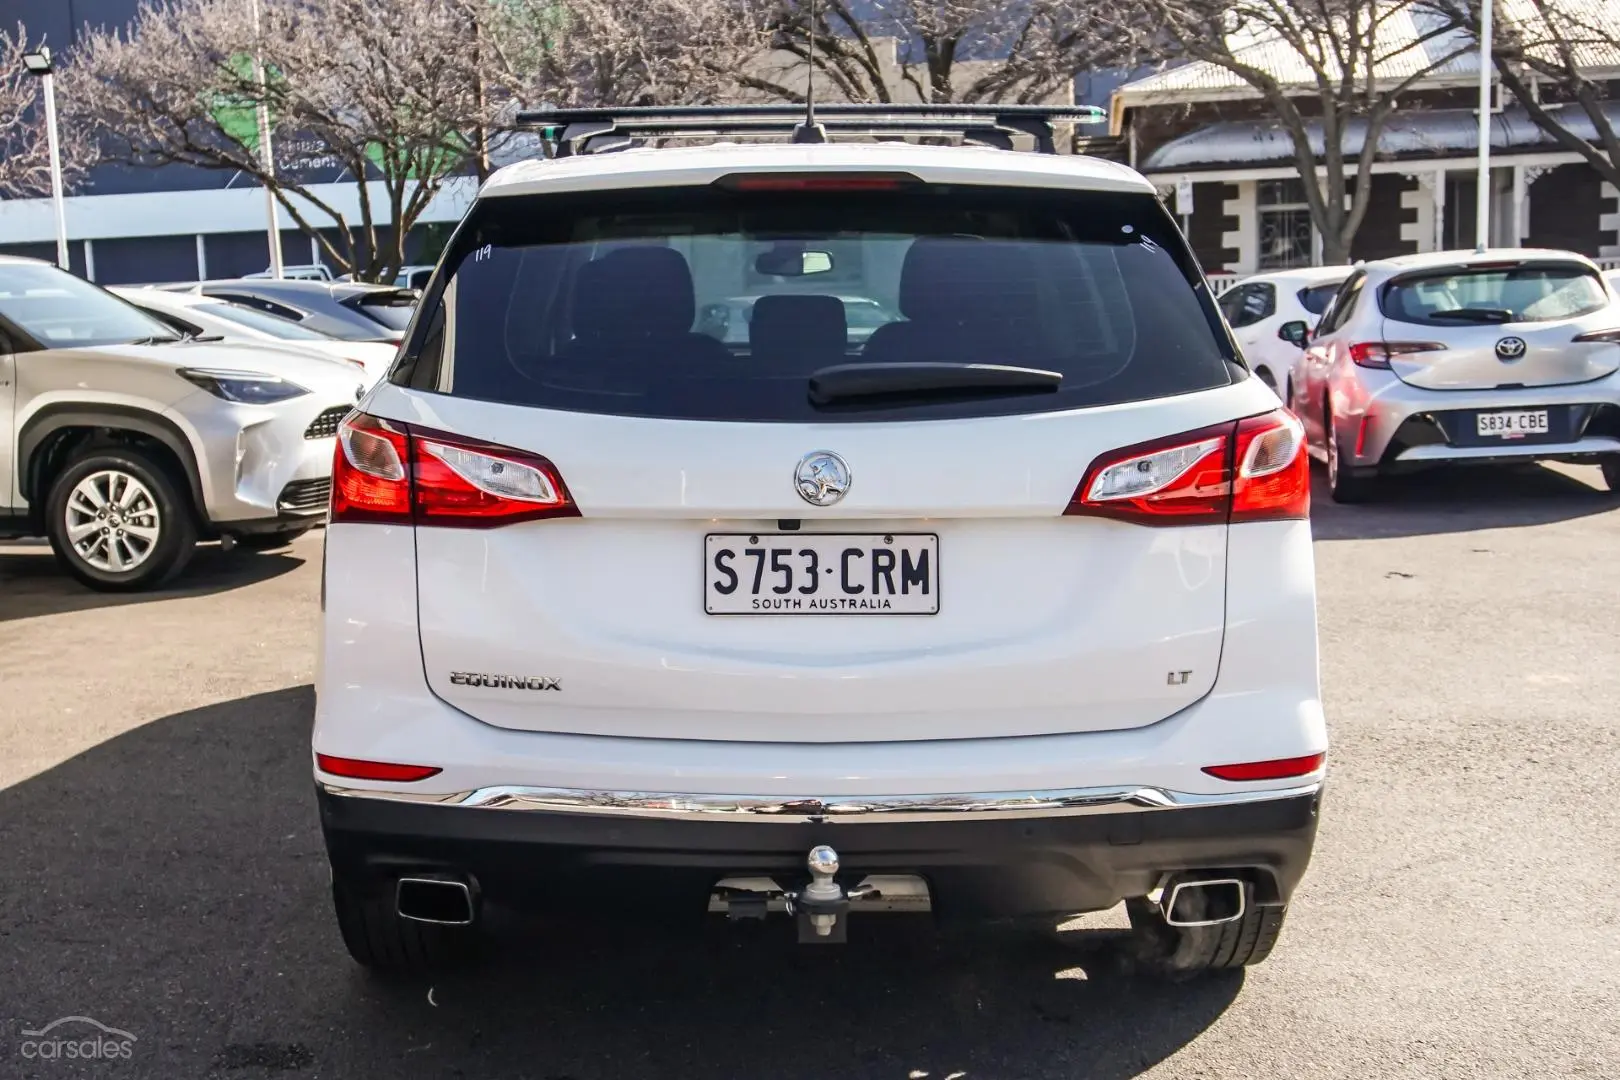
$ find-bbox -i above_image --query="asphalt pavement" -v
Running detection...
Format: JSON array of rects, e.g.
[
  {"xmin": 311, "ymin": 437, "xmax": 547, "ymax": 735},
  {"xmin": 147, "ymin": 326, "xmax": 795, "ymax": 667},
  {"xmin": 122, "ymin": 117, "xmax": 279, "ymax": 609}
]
[{"xmin": 2, "ymin": 464, "xmax": 1617, "ymax": 1078}]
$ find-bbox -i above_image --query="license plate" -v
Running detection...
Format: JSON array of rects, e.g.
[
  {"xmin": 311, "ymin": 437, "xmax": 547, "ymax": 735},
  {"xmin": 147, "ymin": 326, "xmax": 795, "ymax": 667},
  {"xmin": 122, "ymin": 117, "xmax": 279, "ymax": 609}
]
[
  {"xmin": 1476, "ymin": 410, "xmax": 1549, "ymax": 438},
  {"xmin": 705, "ymin": 534, "xmax": 939, "ymax": 615}
]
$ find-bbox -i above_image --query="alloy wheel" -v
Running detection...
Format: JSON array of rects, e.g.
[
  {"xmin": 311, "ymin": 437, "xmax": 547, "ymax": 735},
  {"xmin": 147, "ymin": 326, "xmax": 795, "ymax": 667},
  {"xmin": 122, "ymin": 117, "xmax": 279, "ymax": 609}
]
[{"xmin": 64, "ymin": 469, "xmax": 162, "ymax": 574}]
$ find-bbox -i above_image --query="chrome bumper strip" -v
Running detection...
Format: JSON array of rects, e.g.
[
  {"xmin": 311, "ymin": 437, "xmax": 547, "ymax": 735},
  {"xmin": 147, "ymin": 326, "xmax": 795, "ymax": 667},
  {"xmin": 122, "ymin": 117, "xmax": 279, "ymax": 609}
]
[{"xmin": 320, "ymin": 780, "xmax": 1323, "ymax": 823}]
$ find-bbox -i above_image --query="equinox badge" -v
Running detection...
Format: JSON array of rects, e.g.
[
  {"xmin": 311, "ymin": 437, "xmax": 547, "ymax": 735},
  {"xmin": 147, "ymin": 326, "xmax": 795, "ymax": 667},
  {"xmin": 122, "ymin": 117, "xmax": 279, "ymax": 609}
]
[{"xmin": 450, "ymin": 672, "xmax": 561, "ymax": 691}]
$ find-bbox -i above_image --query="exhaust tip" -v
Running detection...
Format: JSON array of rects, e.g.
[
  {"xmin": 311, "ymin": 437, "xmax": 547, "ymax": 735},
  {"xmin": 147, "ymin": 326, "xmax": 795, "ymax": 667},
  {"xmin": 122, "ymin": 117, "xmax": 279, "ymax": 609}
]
[
  {"xmin": 396, "ymin": 876, "xmax": 475, "ymax": 926},
  {"xmin": 1161, "ymin": 877, "xmax": 1246, "ymax": 927}
]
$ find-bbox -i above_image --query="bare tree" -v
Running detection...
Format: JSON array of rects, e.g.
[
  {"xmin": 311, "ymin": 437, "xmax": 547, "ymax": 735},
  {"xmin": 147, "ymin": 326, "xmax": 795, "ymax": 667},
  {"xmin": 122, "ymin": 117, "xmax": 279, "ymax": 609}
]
[
  {"xmin": 1485, "ymin": 0, "xmax": 1620, "ymax": 189},
  {"xmin": 1127, "ymin": 0, "xmax": 1472, "ymax": 263},
  {"xmin": 0, "ymin": 23, "xmax": 90, "ymax": 199},
  {"xmin": 752, "ymin": 0, "xmax": 1130, "ymax": 104},
  {"xmin": 66, "ymin": 0, "xmax": 489, "ymax": 280},
  {"xmin": 481, "ymin": 0, "xmax": 770, "ymax": 109}
]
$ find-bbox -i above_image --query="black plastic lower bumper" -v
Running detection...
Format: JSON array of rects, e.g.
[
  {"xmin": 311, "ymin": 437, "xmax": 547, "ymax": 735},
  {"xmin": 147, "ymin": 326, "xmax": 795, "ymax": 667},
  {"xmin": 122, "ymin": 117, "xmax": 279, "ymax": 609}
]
[{"xmin": 318, "ymin": 787, "xmax": 1322, "ymax": 922}]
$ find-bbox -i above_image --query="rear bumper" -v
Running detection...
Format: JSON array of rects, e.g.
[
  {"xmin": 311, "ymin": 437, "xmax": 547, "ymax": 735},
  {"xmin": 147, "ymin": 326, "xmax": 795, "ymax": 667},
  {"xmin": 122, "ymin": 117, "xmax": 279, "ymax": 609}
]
[
  {"xmin": 317, "ymin": 782, "xmax": 1322, "ymax": 920},
  {"xmin": 1334, "ymin": 369, "xmax": 1620, "ymax": 470}
]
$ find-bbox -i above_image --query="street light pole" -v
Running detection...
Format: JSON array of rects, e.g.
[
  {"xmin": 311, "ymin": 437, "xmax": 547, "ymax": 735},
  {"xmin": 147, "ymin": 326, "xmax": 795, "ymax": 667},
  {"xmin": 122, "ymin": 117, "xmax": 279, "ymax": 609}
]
[
  {"xmin": 248, "ymin": 0, "xmax": 284, "ymax": 279},
  {"xmin": 1475, "ymin": 0, "xmax": 1493, "ymax": 252},
  {"xmin": 21, "ymin": 46, "xmax": 69, "ymax": 271}
]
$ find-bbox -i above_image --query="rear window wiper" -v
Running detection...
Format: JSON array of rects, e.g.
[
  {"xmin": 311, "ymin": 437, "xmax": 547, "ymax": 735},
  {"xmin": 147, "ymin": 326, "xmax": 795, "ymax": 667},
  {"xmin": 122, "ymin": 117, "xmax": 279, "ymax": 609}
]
[
  {"xmin": 1423, "ymin": 308, "xmax": 1514, "ymax": 323},
  {"xmin": 808, "ymin": 362, "xmax": 1062, "ymax": 407}
]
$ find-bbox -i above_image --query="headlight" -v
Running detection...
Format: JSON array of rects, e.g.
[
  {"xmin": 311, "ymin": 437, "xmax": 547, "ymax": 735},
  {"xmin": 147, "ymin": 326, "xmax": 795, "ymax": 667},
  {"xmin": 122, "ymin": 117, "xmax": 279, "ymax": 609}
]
[{"xmin": 177, "ymin": 367, "xmax": 309, "ymax": 404}]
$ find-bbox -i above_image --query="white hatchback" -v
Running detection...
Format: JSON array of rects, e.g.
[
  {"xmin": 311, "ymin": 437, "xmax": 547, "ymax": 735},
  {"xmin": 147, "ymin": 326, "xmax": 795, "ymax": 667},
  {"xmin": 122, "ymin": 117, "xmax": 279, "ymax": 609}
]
[
  {"xmin": 312, "ymin": 105, "xmax": 1326, "ymax": 977},
  {"xmin": 1217, "ymin": 267, "xmax": 1349, "ymax": 395}
]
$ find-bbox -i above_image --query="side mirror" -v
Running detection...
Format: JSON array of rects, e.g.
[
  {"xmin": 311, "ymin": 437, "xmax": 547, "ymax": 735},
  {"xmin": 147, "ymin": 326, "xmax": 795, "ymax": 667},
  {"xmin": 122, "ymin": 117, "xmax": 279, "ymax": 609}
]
[{"xmin": 1278, "ymin": 320, "xmax": 1309, "ymax": 347}]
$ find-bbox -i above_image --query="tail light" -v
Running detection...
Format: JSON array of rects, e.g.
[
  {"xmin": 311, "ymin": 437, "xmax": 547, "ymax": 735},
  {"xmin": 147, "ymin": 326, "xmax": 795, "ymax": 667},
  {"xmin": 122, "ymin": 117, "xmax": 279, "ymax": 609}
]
[
  {"xmin": 1573, "ymin": 328, "xmax": 1620, "ymax": 344},
  {"xmin": 1349, "ymin": 341, "xmax": 1447, "ymax": 369},
  {"xmin": 331, "ymin": 411, "xmax": 578, "ymax": 527},
  {"xmin": 1066, "ymin": 409, "xmax": 1308, "ymax": 526}
]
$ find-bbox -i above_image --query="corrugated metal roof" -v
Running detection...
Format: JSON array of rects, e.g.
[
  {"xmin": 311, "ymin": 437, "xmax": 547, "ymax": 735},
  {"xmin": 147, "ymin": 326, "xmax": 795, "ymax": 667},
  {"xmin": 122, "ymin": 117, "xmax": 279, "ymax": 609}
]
[
  {"xmin": 1140, "ymin": 101, "xmax": 1620, "ymax": 171},
  {"xmin": 1118, "ymin": 0, "xmax": 1620, "ymax": 103},
  {"xmin": 1502, "ymin": 0, "xmax": 1620, "ymax": 70}
]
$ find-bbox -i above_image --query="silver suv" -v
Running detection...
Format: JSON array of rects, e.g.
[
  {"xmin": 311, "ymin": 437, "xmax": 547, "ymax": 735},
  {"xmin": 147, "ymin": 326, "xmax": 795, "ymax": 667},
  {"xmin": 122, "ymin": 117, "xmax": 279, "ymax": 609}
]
[{"xmin": 0, "ymin": 257, "xmax": 365, "ymax": 590}]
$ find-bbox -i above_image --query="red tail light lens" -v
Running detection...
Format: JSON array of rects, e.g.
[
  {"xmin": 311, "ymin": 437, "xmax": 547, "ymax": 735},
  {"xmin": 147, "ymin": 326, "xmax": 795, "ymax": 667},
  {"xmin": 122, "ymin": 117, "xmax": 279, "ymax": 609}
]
[
  {"xmin": 315, "ymin": 753, "xmax": 442, "ymax": 782},
  {"xmin": 1349, "ymin": 341, "xmax": 1447, "ymax": 369},
  {"xmin": 1066, "ymin": 423, "xmax": 1232, "ymax": 524},
  {"xmin": 1573, "ymin": 328, "xmax": 1620, "ymax": 344},
  {"xmin": 413, "ymin": 431, "xmax": 578, "ymax": 527},
  {"xmin": 1066, "ymin": 410, "xmax": 1308, "ymax": 525},
  {"xmin": 1203, "ymin": 752, "xmax": 1325, "ymax": 782},
  {"xmin": 330, "ymin": 412, "xmax": 578, "ymax": 528},
  {"xmin": 332, "ymin": 413, "xmax": 410, "ymax": 523},
  {"xmin": 1231, "ymin": 410, "xmax": 1310, "ymax": 522}
]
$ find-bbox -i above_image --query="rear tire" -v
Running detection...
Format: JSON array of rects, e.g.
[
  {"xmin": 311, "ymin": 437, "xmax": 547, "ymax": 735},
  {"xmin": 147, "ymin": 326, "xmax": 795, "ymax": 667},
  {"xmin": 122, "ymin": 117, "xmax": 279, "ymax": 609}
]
[
  {"xmin": 1125, "ymin": 888, "xmax": 1287, "ymax": 977},
  {"xmin": 1602, "ymin": 456, "xmax": 1620, "ymax": 495},
  {"xmin": 44, "ymin": 446, "xmax": 197, "ymax": 591},
  {"xmin": 330, "ymin": 873, "xmax": 480, "ymax": 978},
  {"xmin": 1324, "ymin": 398, "xmax": 1374, "ymax": 504},
  {"xmin": 235, "ymin": 526, "xmax": 313, "ymax": 552}
]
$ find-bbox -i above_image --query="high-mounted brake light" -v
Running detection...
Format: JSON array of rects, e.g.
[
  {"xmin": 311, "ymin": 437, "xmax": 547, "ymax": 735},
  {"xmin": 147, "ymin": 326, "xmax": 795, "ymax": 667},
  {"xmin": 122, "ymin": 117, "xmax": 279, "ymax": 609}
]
[
  {"xmin": 1065, "ymin": 409, "xmax": 1308, "ymax": 526},
  {"xmin": 1203, "ymin": 752, "xmax": 1325, "ymax": 782},
  {"xmin": 329, "ymin": 412, "xmax": 578, "ymax": 528},
  {"xmin": 718, "ymin": 172, "xmax": 920, "ymax": 192},
  {"xmin": 1349, "ymin": 341, "xmax": 1447, "ymax": 369},
  {"xmin": 315, "ymin": 753, "xmax": 442, "ymax": 782}
]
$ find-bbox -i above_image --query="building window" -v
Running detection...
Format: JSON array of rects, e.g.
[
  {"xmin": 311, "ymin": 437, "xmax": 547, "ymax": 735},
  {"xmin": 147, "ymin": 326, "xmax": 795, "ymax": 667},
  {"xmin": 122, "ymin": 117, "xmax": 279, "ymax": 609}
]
[{"xmin": 1257, "ymin": 179, "xmax": 1313, "ymax": 270}]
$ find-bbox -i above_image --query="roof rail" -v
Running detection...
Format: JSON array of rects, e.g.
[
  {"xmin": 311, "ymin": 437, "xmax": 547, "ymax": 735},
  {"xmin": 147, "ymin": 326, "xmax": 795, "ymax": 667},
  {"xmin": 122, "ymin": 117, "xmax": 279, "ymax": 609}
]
[{"xmin": 514, "ymin": 103, "xmax": 1109, "ymax": 158}]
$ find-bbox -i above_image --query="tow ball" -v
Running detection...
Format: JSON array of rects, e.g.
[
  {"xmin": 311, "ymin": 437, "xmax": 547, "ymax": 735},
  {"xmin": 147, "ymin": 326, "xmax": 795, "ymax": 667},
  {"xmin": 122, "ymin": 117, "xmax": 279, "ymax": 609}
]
[{"xmin": 791, "ymin": 845, "xmax": 851, "ymax": 942}]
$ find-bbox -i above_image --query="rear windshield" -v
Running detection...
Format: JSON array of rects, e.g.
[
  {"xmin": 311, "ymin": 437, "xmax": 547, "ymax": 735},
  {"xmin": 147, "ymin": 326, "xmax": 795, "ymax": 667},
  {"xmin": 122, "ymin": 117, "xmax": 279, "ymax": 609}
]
[
  {"xmin": 397, "ymin": 184, "xmax": 1235, "ymax": 422},
  {"xmin": 1381, "ymin": 263, "xmax": 1609, "ymax": 326},
  {"xmin": 1298, "ymin": 284, "xmax": 1340, "ymax": 317}
]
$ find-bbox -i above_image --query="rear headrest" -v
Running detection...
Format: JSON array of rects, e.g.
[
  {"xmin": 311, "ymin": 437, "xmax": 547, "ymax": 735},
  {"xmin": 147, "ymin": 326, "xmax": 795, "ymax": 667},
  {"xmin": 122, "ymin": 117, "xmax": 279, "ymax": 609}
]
[
  {"xmin": 571, "ymin": 247, "xmax": 697, "ymax": 342},
  {"xmin": 749, "ymin": 294, "xmax": 847, "ymax": 362}
]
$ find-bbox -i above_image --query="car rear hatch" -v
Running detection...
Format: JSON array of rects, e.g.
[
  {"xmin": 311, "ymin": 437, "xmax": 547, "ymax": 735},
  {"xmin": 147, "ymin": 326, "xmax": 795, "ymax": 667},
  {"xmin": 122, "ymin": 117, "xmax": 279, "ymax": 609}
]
[
  {"xmin": 1379, "ymin": 258, "xmax": 1620, "ymax": 390},
  {"xmin": 346, "ymin": 176, "xmax": 1299, "ymax": 743}
]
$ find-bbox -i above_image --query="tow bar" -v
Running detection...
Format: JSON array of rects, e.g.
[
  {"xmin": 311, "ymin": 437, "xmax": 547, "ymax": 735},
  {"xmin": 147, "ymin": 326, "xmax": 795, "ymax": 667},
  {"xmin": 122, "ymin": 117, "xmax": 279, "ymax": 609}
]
[
  {"xmin": 707, "ymin": 845, "xmax": 931, "ymax": 943},
  {"xmin": 795, "ymin": 845, "xmax": 850, "ymax": 942}
]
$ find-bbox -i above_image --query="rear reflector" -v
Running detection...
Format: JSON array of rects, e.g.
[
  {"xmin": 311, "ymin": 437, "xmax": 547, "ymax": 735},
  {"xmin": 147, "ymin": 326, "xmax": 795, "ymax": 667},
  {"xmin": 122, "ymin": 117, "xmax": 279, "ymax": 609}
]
[
  {"xmin": 1203, "ymin": 753, "xmax": 1325, "ymax": 782},
  {"xmin": 315, "ymin": 754, "xmax": 442, "ymax": 782},
  {"xmin": 1066, "ymin": 409, "xmax": 1309, "ymax": 525},
  {"xmin": 330, "ymin": 412, "xmax": 578, "ymax": 528}
]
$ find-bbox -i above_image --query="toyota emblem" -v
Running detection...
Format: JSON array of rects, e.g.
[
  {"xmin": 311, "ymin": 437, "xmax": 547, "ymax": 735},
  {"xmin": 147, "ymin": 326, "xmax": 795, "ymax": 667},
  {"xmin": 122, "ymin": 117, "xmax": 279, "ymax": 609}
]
[
  {"xmin": 794, "ymin": 451, "xmax": 851, "ymax": 507},
  {"xmin": 1495, "ymin": 336, "xmax": 1527, "ymax": 361}
]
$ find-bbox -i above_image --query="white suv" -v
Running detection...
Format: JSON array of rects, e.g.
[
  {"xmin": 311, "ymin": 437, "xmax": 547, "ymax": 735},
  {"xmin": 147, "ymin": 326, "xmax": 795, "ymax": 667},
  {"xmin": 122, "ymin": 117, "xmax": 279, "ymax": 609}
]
[{"xmin": 313, "ymin": 105, "xmax": 1325, "ymax": 977}]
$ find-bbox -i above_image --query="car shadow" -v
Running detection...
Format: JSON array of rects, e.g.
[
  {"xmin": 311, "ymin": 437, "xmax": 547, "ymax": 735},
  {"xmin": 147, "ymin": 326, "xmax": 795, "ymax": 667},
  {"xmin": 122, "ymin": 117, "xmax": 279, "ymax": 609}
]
[
  {"xmin": 0, "ymin": 687, "xmax": 1241, "ymax": 1080},
  {"xmin": 0, "ymin": 541, "xmax": 308, "ymax": 624},
  {"xmin": 1309, "ymin": 463, "xmax": 1616, "ymax": 541}
]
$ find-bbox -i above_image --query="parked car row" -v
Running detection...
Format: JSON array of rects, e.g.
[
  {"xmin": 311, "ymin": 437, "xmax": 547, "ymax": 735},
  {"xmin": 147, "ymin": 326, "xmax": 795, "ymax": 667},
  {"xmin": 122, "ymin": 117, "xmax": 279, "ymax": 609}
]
[
  {"xmin": 1220, "ymin": 250, "xmax": 1620, "ymax": 502},
  {"xmin": 0, "ymin": 257, "xmax": 415, "ymax": 590}
]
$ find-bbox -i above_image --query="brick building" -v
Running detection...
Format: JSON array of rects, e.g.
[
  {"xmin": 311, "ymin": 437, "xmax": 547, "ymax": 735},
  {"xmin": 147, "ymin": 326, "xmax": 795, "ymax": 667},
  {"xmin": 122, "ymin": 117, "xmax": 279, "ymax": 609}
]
[{"xmin": 1108, "ymin": 0, "xmax": 1620, "ymax": 276}]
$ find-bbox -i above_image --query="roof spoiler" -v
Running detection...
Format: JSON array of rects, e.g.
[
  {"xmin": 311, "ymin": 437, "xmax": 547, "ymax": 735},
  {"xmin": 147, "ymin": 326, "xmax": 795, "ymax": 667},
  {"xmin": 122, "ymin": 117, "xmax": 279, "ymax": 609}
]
[{"xmin": 513, "ymin": 103, "xmax": 1109, "ymax": 158}]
